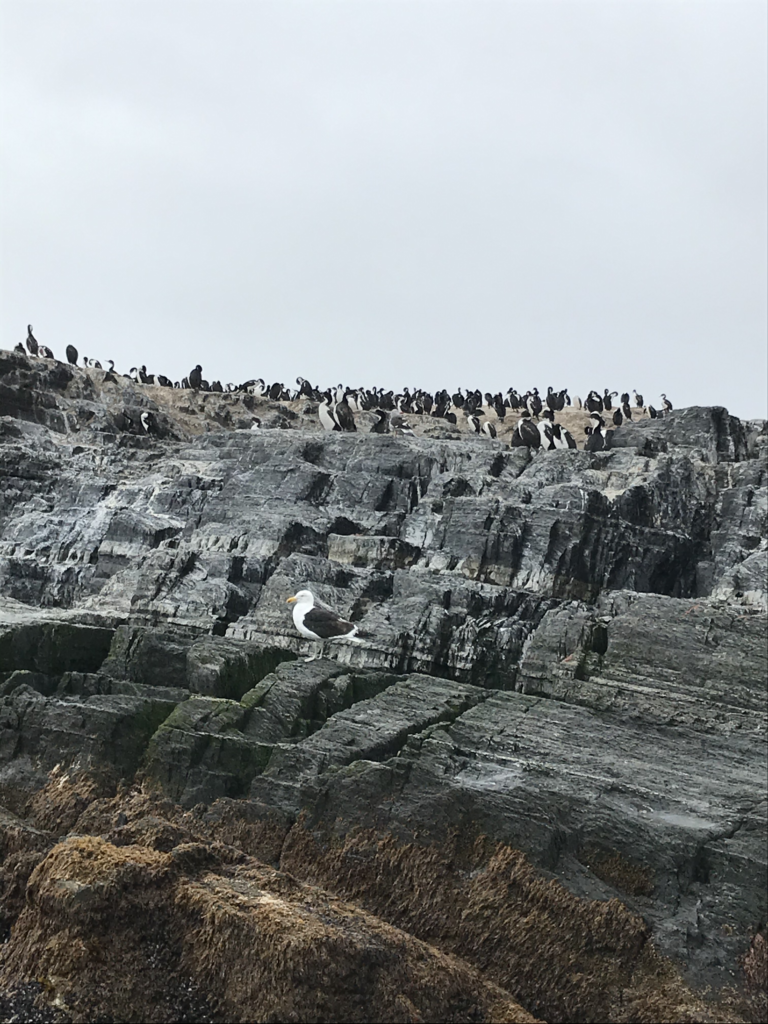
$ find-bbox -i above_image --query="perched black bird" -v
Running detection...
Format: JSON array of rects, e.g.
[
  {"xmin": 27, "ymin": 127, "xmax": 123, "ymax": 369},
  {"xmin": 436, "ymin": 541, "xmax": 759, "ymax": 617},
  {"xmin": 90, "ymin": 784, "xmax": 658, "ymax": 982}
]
[
  {"xmin": 661, "ymin": 394, "xmax": 673, "ymax": 413},
  {"xmin": 26, "ymin": 325, "xmax": 38, "ymax": 356},
  {"xmin": 38, "ymin": 345, "xmax": 54, "ymax": 359},
  {"xmin": 585, "ymin": 426, "xmax": 608, "ymax": 452},
  {"xmin": 334, "ymin": 396, "xmax": 357, "ymax": 432},
  {"xmin": 511, "ymin": 411, "xmax": 541, "ymax": 448},
  {"xmin": 189, "ymin": 365, "xmax": 203, "ymax": 389},
  {"xmin": 585, "ymin": 391, "xmax": 603, "ymax": 414},
  {"xmin": 612, "ymin": 409, "xmax": 623, "ymax": 426},
  {"xmin": 65, "ymin": 345, "xmax": 78, "ymax": 365},
  {"xmin": 319, "ymin": 397, "xmax": 340, "ymax": 431},
  {"xmin": 552, "ymin": 424, "xmax": 577, "ymax": 449},
  {"xmin": 526, "ymin": 390, "xmax": 543, "ymax": 418},
  {"xmin": 370, "ymin": 410, "xmax": 389, "ymax": 434}
]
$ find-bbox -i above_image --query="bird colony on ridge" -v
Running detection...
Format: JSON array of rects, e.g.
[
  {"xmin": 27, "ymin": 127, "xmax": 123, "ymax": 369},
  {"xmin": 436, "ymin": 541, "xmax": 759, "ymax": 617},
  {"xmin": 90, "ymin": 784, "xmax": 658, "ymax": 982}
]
[{"xmin": 16, "ymin": 325, "xmax": 673, "ymax": 450}]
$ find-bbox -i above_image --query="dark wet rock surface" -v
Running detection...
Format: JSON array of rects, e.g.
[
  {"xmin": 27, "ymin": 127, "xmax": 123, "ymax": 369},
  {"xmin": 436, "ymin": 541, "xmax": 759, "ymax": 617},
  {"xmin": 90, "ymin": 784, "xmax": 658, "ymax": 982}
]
[{"xmin": 0, "ymin": 349, "xmax": 766, "ymax": 1022}]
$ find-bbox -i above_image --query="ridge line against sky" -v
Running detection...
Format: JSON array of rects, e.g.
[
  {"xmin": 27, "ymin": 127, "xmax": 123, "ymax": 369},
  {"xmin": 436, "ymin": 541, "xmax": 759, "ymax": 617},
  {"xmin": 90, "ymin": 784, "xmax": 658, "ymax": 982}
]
[{"xmin": 1, "ymin": 0, "xmax": 766, "ymax": 418}]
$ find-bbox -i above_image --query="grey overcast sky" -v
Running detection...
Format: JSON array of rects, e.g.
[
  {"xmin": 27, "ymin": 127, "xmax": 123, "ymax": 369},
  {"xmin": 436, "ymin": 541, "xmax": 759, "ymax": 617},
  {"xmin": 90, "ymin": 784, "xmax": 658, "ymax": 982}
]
[{"xmin": 1, "ymin": 1, "xmax": 766, "ymax": 417}]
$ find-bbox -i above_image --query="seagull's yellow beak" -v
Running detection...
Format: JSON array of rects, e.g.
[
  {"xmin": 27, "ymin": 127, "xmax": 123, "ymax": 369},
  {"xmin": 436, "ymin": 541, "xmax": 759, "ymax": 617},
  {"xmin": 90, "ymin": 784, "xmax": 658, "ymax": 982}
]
[{"xmin": 286, "ymin": 595, "xmax": 297, "ymax": 604}]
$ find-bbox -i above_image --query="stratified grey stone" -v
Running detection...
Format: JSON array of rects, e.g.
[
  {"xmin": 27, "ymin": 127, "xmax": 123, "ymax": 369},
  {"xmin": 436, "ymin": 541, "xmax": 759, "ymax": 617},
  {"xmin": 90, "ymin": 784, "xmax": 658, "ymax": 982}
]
[
  {"xmin": 0, "ymin": 623, "xmax": 114, "ymax": 682},
  {"xmin": 0, "ymin": 687, "xmax": 178, "ymax": 777},
  {"xmin": 142, "ymin": 696, "xmax": 269, "ymax": 806},
  {"xmin": 185, "ymin": 637, "xmax": 295, "ymax": 699},
  {"xmin": 0, "ymin": 348, "xmax": 766, "ymax": 997}
]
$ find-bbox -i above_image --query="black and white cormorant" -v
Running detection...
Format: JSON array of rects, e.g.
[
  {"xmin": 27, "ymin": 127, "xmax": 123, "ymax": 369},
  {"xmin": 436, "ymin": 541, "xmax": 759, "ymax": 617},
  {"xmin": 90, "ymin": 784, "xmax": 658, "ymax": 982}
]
[
  {"xmin": 319, "ymin": 396, "xmax": 340, "ymax": 432},
  {"xmin": 551, "ymin": 424, "xmax": 577, "ymax": 449},
  {"xmin": 511, "ymin": 410, "xmax": 541, "ymax": 448},
  {"xmin": 537, "ymin": 417, "xmax": 555, "ymax": 449},
  {"xmin": 26, "ymin": 326, "xmax": 38, "ymax": 356},
  {"xmin": 584, "ymin": 425, "xmax": 609, "ymax": 452},
  {"xmin": 585, "ymin": 391, "xmax": 603, "ymax": 414},
  {"xmin": 334, "ymin": 396, "xmax": 357, "ymax": 432},
  {"xmin": 370, "ymin": 410, "xmax": 389, "ymax": 434},
  {"xmin": 526, "ymin": 389, "xmax": 542, "ymax": 418},
  {"xmin": 661, "ymin": 394, "xmax": 673, "ymax": 413}
]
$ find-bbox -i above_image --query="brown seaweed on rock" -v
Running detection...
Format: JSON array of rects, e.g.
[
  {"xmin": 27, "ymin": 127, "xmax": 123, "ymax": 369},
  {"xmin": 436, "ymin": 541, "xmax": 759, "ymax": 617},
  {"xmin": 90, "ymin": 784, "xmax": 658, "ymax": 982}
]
[{"xmin": 1, "ymin": 833, "xmax": 538, "ymax": 1024}]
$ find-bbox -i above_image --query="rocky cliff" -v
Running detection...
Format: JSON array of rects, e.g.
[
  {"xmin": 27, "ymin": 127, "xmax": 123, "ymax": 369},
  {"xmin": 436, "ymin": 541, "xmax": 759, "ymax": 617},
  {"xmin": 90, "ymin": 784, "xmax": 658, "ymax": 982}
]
[{"xmin": 0, "ymin": 348, "xmax": 766, "ymax": 1023}]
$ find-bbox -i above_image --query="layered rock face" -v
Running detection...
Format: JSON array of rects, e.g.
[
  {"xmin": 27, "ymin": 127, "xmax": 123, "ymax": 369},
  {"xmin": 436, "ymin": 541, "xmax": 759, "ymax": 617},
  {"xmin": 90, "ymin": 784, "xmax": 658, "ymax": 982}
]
[{"xmin": 0, "ymin": 349, "xmax": 766, "ymax": 1022}]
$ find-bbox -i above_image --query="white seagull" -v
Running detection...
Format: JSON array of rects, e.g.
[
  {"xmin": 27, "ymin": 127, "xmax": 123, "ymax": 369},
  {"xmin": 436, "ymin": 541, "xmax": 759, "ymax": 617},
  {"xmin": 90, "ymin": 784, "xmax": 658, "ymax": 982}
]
[{"xmin": 286, "ymin": 589, "xmax": 366, "ymax": 661}]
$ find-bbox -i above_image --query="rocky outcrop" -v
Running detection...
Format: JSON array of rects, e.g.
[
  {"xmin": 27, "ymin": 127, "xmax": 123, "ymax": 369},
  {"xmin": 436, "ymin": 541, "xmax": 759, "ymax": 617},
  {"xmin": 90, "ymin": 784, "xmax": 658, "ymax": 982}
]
[{"xmin": 0, "ymin": 349, "xmax": 766, "ymax": 1022}]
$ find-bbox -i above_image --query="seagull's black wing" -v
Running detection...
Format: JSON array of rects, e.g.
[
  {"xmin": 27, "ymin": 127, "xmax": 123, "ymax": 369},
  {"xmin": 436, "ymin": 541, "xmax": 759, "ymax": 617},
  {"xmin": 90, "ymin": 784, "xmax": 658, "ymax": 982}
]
[{"xmin": 303, "ymin": 607, "xmax": 356, "ymax": 639}]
